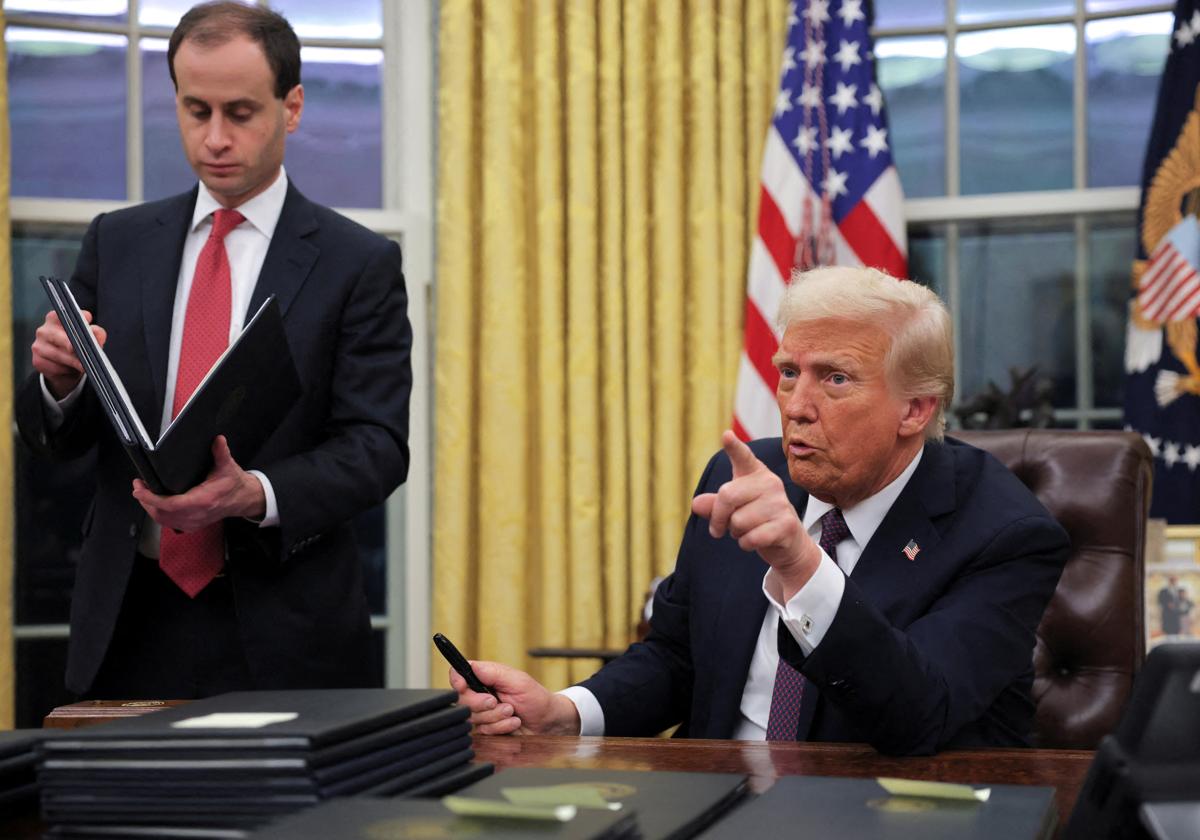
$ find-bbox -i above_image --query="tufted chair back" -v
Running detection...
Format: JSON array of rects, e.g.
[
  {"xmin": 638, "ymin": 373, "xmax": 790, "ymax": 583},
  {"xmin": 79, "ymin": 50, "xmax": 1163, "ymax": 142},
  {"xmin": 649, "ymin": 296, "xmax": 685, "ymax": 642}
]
[{"xmin": 954, "ymin": 429, "xmax": 1153, "ymax": 750}]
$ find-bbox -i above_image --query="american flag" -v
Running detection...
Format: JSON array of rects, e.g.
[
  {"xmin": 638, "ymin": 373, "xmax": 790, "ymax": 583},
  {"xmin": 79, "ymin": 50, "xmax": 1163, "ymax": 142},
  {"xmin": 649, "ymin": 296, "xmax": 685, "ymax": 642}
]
[
  {"xmin": 903, "ymin": 539, "xmax": 920, "ymax": 561},
  {"xmin": 733, "ymin": 0, "xmax": 908, "ymax": 440}
]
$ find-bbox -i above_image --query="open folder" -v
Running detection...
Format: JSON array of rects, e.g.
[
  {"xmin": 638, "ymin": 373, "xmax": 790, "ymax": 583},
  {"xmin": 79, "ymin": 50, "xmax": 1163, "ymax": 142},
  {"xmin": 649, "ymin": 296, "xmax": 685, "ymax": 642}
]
[{"xmin": 40, "ymin": 275, "xmax": 302, "ymax": 496}]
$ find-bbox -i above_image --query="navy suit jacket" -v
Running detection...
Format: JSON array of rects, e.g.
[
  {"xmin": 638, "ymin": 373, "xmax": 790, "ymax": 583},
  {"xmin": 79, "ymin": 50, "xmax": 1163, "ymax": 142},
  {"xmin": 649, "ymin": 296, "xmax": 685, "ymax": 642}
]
[
  {"xmin": 16, "ymin": 182, "xmax": 412, "ymax": 695},
  {"xmin": 579, "ymin": 436, "xmax": 1069, "ymax": 755}
]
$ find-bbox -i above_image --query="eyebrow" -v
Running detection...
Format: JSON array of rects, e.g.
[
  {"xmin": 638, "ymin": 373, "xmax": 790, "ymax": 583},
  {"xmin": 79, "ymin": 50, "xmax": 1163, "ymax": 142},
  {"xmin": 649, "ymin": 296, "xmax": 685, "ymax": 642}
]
[
  {"xmin": 181, "ymin": 96, "xmax": 261, "ymax": 111},
  {"xmin": 772, "ymin": 351, "xmax": 862, "ymax": 372}
]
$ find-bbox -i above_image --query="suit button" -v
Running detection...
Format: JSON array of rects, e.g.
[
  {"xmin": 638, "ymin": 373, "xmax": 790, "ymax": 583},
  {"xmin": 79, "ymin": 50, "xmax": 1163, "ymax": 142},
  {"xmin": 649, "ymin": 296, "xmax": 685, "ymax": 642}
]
[{"xmin": 128, "ymin": 523, "xmax": 137, "ymax": 538}]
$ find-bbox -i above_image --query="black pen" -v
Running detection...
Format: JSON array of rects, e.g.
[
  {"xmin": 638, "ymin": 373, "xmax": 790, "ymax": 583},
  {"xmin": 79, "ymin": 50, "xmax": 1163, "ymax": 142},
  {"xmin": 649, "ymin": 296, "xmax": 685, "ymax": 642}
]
[{"xmin": 433, "ymin": 633, "xmax": 500, "ymax": 700}]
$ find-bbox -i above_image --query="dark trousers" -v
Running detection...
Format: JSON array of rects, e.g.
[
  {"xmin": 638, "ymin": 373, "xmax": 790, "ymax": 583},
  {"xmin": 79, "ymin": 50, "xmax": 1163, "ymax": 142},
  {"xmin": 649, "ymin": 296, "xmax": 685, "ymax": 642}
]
[{"xmin": 85, "ymin": 554, "xmax": 253, "ymax": 700}]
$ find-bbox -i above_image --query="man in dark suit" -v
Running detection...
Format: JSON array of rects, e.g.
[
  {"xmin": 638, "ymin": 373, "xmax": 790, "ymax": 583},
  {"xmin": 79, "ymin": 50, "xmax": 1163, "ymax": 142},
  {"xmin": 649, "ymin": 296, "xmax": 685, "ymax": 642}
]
[
  {"xmin": 17, "ymin": 1, "xmax": 410, "ymax": 699},
  {"xmin": 452, "ymin": 267, "xmax": 1068, "ymax": 756}
]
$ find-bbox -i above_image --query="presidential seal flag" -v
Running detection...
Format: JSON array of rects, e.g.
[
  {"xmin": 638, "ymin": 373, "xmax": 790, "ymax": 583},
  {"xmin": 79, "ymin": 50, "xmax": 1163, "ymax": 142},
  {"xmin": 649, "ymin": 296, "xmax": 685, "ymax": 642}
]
[
  {"xmin": 1125, "ymin": 0, "xmax": 1200, "ymax": 522},
  {"xmin": 733, "ymin": 0, "xmax": 908, "ymax": 440}
]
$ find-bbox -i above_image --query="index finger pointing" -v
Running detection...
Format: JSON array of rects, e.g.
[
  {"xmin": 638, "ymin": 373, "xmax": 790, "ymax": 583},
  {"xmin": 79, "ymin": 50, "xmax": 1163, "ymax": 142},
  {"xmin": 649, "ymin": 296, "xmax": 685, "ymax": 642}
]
[{"xmin": 722, "ymin": 430, "xmax": 763, "ymax": 478}]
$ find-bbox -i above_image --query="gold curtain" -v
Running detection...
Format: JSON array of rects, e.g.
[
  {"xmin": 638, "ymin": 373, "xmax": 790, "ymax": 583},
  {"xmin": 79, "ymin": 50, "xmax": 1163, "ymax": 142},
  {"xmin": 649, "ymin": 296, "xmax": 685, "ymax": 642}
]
[
  {"xmin": 0, "ymin": 8, "xmax": 14, "ymax": 728},
  {"xmin": 434, "ymin": 0, "xmax": 786, "ymax": 689}
]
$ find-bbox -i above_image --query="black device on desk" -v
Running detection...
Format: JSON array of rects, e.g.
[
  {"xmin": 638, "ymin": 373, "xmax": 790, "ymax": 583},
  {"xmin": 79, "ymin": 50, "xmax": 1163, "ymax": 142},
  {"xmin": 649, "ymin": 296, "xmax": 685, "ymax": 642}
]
[
  {"xmin": 1064, "ymin": 643, "xmax": 1200, "ymax": 840},
  {"xmin": 434, "ymin": 633, "xmax": 499, "ymax": 700}
]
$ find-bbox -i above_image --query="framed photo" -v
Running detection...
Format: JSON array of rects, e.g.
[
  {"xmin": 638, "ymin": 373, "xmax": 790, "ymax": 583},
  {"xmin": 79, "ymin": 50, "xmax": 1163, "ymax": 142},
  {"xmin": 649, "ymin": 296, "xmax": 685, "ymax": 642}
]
[{"xmin": 1146, "ymin": 525, "xmax": 1200, "ymax": 650}]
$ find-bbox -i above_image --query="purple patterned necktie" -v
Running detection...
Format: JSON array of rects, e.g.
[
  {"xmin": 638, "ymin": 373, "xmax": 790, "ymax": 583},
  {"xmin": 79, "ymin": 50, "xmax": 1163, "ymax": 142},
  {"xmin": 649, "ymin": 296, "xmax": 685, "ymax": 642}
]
[{"xmin": 764, "ymin": 507, "xmax": 849, "ymax": 740}]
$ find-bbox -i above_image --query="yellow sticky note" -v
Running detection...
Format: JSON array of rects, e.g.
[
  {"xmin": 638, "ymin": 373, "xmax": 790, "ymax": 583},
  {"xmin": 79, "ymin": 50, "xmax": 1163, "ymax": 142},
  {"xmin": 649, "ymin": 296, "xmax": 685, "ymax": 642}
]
[
  {"xmin": 442, "ymin": 796, "xmax": 577, "ymax": 821},
  {"xmin": 877, "ymin": 777, "xmax": 991, "ymax": 802},
  {"xmin": 502, "ymin": 785, "xmax": 622, "ymax": 810}
]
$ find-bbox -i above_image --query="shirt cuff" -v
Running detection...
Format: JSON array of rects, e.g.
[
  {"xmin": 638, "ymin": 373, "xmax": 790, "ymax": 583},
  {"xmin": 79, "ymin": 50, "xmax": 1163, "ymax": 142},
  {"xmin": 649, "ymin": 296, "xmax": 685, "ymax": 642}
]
[
  {"xmin": 40, "ymin": 374, "xmax": 86, "ymax": 431},
  {"xmin": 763, "ymin": 551, "xmax": 846, "ymax": 656},
  {"xmin": 246, "ymin": 470, "xmax": 280, "ymax": 527},
  {"xmin": 558, "ymin": 685, "xmax": 605, "ymax": 736}
]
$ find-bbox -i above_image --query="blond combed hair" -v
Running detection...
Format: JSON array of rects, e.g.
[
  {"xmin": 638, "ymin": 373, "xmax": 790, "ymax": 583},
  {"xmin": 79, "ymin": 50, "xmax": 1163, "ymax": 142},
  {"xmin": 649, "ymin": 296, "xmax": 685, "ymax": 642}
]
[{"xmin": 776, "ymin": 266, "xmax": 954, "ymax": 440}]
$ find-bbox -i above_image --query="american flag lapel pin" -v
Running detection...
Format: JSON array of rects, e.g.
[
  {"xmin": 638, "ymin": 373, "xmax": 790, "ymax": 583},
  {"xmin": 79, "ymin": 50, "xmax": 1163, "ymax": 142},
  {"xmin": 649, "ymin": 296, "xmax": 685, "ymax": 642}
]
[{"xmin": 902, "ymin": 539, "xmax": 921, "ymax": 561}]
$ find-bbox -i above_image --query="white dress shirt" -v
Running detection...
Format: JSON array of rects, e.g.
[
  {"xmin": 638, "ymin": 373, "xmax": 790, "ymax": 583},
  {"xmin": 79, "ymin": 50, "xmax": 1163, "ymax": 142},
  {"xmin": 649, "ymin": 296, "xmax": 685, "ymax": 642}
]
[
  {"xmin": 42, "ymin": 168, "xmax": 290, "ymax": 558},
  {"xmin": 562, "ymin": 447, "xmax": 923, "ymax": 738}
]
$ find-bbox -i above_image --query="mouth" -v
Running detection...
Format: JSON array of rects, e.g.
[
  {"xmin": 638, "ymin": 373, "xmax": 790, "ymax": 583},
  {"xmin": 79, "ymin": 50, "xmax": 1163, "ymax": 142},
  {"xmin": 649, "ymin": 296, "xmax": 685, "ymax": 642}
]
[
  {"xmin": 202, "ymin": 162, "xmax": 239, "ymax": 176},
  {"xmin": 787, "ymin": 438, "xmax": 817, "ymax": 457}
]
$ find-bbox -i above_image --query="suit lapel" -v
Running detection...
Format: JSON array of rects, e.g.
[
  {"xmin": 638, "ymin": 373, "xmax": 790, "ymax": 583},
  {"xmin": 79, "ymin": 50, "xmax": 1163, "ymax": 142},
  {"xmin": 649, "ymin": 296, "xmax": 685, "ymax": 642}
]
[
  {"xmin": 141, "ymin": 188, "xmax": 197, "ymax": 434},
  {"xmin": 849, "ymin": 440, "xmax": 958, "ymax": 617},
  {"xmin": 246, "ymin": 182, "xmax": 319, "ymax": 321}
]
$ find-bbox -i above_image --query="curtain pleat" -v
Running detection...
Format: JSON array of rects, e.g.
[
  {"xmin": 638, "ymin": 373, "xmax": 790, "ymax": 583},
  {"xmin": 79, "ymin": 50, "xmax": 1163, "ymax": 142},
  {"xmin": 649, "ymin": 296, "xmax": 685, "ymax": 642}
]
[{"xmin": 433, "ymin": 0, "xmax": 783, "ymax": 690}]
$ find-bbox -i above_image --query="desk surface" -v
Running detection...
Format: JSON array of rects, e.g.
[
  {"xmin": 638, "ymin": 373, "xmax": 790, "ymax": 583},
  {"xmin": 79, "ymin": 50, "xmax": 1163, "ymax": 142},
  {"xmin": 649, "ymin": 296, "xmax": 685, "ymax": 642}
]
[{"xmin": 473, "ymin": 735, "xmax": 1094, "ymax": 835}]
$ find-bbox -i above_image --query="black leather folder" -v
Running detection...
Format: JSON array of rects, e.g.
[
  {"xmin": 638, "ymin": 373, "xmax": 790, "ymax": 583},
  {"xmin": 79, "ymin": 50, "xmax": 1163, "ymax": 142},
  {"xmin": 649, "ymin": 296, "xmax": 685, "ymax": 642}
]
[
  {"xmin": 40, "ymin": 275, "xmax": 301, "ymax": 495},
  {"xmin": 42, "ymin": 689, "xmax": 459, "ymax": 754},
  {"xmin": 697, "ymin": 775, "xmax": 1057, "ymax": 840},
  {"xmin": 245, "ymin": 796, "xmax": 640, "ymax": 839},
  {"xmin": 458, "ymin": 766, "xmax": 748, "ymax": 840}
]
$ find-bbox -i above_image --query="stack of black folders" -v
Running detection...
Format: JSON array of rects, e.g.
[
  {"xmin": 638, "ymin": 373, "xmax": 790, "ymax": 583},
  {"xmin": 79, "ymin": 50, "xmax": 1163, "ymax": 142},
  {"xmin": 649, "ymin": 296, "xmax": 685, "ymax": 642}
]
[
  {"xmin": 694, "ymin": 775, "xmax": 1057, "ymax": 839},
  {"xmin": 245, "ymin": 766, "xmax": 749, "ymax": 840},
  {"xmin": 39, "ymin": 275, "xmax": 301, "ymax": 496},
  {"xmin": 38, "ymin": 688, "xmax": 492, "ymax": 838},
  {"xmin": 0, "ymin": 729, "xmax": 60, "ymax": 819}
]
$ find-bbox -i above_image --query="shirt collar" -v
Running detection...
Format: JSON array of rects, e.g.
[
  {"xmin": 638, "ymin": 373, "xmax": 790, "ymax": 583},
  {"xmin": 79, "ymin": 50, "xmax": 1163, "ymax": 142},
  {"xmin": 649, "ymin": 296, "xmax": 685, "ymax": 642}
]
[
  {"xmin": 190, "ymin": 165, "xmax": 289, "ymax": 239},
  {"xmin": 801, "ymin": 445, "xmax": 924, "ymax": 548}
]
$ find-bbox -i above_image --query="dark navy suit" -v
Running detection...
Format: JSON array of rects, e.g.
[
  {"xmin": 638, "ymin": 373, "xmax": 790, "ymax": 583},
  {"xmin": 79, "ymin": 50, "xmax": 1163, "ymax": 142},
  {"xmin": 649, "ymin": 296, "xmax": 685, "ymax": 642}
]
[
  {"xmin": 16, "ymin": 182, "xmax": 412, "ymax": 696},
  {"xmin": 580, "ymin": 436, "xmax": 1069, "ymax": 755}
]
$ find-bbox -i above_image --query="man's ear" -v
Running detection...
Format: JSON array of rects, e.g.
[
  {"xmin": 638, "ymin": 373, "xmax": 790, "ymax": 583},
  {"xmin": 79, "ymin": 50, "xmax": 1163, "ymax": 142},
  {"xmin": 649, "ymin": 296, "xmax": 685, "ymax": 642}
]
[
  {"xmin": 283, "ymin": 84, "xmax": 304, "ymax": 133},
  {"xmin": 898, "ymin": 395, "xmax": 938, "ymax": 439}
]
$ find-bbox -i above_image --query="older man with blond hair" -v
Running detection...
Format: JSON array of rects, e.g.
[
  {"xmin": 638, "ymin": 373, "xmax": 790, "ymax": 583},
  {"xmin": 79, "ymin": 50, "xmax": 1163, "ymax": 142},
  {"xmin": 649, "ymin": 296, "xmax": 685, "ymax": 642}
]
[{"xmin": 453, "ymin": 266, "xmax": 1068, "ymax": 756}]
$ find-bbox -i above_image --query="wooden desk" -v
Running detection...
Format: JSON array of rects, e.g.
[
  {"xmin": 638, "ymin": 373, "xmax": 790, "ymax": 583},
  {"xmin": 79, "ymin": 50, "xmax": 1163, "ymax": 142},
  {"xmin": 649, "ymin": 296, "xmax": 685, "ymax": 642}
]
[{"xmin": 473, "ymin": 735, "xmax": 1094, "ymax": 836}]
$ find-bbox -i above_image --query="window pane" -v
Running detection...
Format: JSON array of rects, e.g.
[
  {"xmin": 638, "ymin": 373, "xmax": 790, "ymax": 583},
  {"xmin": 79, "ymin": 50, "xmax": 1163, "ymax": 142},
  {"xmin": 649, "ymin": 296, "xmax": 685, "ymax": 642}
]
[
  {"xmin": 876, "ymin": 36, "xmax": 946, "ymax": 198},
  {"xmin": 874, "ymin": 0, "xmax": 945, "ymax": 29},
  {"xmin": 1089, "ymin": 0, "xmax": 1164, "ymax": 11},
  {"xmin": 268, "ymin": 0, "xmax": 383, "ymax": 40},
  {"xmin": 286, "ymin": 47, "xmax": 383, "ymax": 208},
  {"xmin": 1090, "ymin": 216, "xmax": 1138, "ymax": 409},
  {"xmin": 908, "ymin": 224, "xmax": 948, "ymax": 297},
  {"xmin": 138, "ymin": 0, "xmax": 193, "ymax": 27},
  {"xmin": 7, "ymin": 28, "xmax": 127, "ymax": 199},
  {"xmin": 1087, "ymin": 14, "xmax": 1171, "ymax": 188},
  {"xmin": 957, "ymin": 0, "xmax": 1072, "ymax": 25},
  {"xmin": 12, "ymin": 226, "xmax": 91, "ymax": 628},
  {"xmin": 5, "ymin": 0, "xmax": 126, "ymax": 26},
  {"xmin": 958, "ymin": 222, "xmax": 1077, "ymax": 411},
  {"xmin": 142, "ymin": 37, "xmax": 197, "ymax": 201},
  {"xmin": 958, "ymin": 25, "xmax": 1074, "ymax": 195},
  {"xmin": 17, "ymin": 637, "xmax": 73, "ymax": 728}
]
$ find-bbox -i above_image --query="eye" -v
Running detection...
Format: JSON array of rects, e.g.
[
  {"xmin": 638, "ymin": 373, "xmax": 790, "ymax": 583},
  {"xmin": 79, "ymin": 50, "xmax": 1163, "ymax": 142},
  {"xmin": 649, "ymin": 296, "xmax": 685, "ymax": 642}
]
[
  {"xmin": 828, "ymin": 372, "xmax": 850, "ymax": 385},
  {"xmin": 777, "ymin": 366, "xmax": 798, "ymax": 381}
]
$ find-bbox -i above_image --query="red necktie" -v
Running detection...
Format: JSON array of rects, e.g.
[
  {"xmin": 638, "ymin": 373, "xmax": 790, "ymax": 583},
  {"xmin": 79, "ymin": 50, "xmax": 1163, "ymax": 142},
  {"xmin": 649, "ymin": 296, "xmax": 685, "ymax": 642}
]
[
  {"xmin": 765, "ymin": 507, "xmax": 848, "ymax": 740},
  {"xmin": 158, "ymin": 208, "xmax": 245, "ymax": 598}
]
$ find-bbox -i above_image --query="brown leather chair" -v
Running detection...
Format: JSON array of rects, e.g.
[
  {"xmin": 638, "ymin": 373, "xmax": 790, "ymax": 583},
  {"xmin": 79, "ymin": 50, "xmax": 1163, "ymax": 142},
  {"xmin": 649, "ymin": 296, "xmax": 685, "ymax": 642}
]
[{"xmin": 955, "ymin": 428, "xmax": 1153, "ymax": 749}]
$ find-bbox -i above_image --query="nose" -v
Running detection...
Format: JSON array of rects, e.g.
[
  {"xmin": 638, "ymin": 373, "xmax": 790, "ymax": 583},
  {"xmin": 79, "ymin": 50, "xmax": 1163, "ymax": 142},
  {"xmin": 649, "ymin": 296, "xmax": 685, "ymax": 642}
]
[
  {"xmin": 205, "ymin": 114, "xmax": 231, "ymax": 152},
  {"xmin": 782, "ymin": 375, "xmax": 818, "ymax": 423}
]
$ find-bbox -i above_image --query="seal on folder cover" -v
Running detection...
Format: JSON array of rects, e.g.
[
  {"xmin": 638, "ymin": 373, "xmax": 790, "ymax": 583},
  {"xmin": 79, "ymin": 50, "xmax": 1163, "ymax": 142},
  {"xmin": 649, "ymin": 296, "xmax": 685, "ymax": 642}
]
[{"xmin": 39, "ymin": 274, "xmax": 302, "ymax": 496}]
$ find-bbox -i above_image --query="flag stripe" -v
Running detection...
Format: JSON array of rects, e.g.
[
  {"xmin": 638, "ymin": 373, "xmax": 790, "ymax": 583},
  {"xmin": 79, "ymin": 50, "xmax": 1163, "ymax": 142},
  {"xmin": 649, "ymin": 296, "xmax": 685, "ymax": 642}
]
[
  {"xmin": 744, "ymin": 301, "xmax": 782, "ymax": 389},
  {"xmin": 840, "ymin": 200, "xmax": 907, "ymax": 276},
  {"xmin": 757, "ymin": 186, "xmax": 799, "ymax": 283}
]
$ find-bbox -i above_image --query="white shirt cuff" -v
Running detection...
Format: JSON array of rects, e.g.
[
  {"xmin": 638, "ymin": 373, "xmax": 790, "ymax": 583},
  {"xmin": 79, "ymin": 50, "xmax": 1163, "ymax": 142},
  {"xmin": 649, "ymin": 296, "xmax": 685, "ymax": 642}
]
[
  {"xmin": 40, "ymin": 374, "xmax": 86, "ymax": 431},
  {"xmin": 246, "ymin": 470, "xmax": 280, "ymax": 527},
  {"xmin": 763, "ymin": 551, "xmax": 846, "ymax": 656},
  {"xmin": 558, "ymin": 685, "xmax": 605, "ymax": 736}
]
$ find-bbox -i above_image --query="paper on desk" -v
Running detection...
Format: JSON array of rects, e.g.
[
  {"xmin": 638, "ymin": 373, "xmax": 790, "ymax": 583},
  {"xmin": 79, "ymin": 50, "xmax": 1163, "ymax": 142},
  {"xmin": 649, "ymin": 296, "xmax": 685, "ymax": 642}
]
[
  {"xmin": 171, "ymin": 712, "xmax": 299, "ymax": 729},
  {"xmin": 877, "ymin": 777, "xmax": 991, "ymax": 802},
  {"xmin": 503, "ymin": 785, "xmax": 623, "ymax": 810},
  {"xmin": 442, "ymin": 796, "xmax": 577, "ymax": 821}
]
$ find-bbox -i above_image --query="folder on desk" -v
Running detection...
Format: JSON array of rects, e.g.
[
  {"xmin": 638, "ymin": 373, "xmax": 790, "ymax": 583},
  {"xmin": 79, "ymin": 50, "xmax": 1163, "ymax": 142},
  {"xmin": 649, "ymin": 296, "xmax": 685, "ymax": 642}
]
[
  {"xmin": 246, "ymin": 797, "xmax": 640, "ymax": 839},
  {"xmin": 458, "ymin": 767, "xmax": 748, "ymax": 840},
  {"xmin": 697, "ymin": 775, "xmax": 1057, "ymax": 840},
  {"xmin": 40, "ymin": 275, "xmax": 302, "ymax": 496}
]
